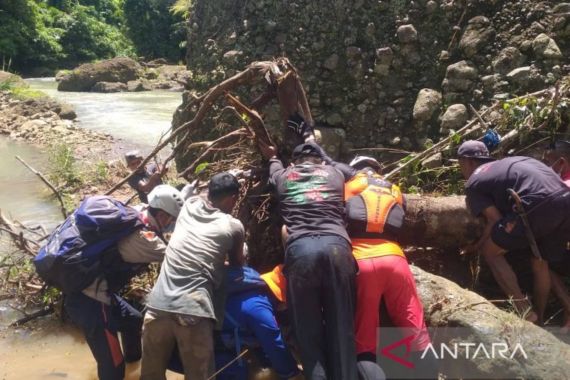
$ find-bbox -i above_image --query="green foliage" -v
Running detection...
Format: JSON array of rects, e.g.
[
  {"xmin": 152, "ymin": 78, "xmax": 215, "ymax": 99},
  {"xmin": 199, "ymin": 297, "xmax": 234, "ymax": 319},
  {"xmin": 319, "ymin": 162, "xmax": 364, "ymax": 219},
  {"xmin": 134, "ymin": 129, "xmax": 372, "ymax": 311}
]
[
  {"xmin": 94, "ymin": 160, "xmax": 110, "ymax": 182},
  {"xmin": 123, "ymin": 0, "xmax": 186, "ymax": 61},
  {"xmin": 9, "ymin": 87, "xmax": 47, "ymax": 100},
  {"xmin": 170, "ymin": 0, "xmax": 192, "ymax": 18},
  {"xmin": 48, "ymin": 143, "xmax": 84, "ymax": 189},
  {"xmin": 1, "ymin": 0, "xmax": 188, "ymax": 72}
]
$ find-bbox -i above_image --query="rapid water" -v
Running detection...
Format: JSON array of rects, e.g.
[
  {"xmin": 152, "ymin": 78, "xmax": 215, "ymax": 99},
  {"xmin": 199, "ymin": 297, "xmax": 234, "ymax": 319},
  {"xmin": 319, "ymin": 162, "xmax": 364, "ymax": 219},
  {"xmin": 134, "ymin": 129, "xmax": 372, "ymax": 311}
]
[{"xmin": 26, "ymin": 78, "xmax": 183, "ymax": 148}]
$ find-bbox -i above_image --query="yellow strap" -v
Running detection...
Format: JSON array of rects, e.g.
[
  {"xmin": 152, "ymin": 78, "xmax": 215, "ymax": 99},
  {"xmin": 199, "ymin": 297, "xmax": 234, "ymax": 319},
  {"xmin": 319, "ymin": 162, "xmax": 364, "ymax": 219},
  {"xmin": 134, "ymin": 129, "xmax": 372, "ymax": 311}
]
[{"xmin": 351, "ymin": 238, "xmax": 405, "ymax": 260}]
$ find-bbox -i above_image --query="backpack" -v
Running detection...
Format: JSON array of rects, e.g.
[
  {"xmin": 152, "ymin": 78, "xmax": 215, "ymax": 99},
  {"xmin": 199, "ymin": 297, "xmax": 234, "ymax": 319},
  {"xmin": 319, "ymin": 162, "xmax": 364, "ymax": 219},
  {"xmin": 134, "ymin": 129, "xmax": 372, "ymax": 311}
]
[
  {"xmin": 34, "ymin": 196, "xmax": 143, "ymax": 294},
  {"xmin": 345, "ymin": 172, "xmax": 406, "ymax": 241}
]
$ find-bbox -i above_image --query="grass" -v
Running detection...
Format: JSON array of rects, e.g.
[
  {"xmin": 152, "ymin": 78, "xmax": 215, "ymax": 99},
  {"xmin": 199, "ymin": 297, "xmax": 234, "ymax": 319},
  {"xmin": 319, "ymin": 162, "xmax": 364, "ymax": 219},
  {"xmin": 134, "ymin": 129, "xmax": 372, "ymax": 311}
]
[{"xmin": 10, "ymin": 86, "xmax": 47, "ymax": 100}]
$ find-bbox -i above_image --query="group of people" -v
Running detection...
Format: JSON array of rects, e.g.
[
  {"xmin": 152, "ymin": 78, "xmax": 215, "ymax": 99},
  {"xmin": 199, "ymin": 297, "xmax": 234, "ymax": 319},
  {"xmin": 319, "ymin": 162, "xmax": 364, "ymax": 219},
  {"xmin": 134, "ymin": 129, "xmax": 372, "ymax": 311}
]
[{"xmin": 37, "ymin": 126, "xmax": 570, "ymax": 380}]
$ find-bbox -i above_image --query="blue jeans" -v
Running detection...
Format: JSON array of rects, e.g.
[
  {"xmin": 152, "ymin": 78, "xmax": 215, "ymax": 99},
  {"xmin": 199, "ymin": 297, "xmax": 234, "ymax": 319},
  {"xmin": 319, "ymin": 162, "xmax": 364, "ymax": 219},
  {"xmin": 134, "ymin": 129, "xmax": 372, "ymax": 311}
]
[
  {"xmin": 284, "ymin": 235, "xmax": 358, "ymax": 380},
  {"xmin": 64, "ymin": 293, "xmax": 143, "ymax": 380}
]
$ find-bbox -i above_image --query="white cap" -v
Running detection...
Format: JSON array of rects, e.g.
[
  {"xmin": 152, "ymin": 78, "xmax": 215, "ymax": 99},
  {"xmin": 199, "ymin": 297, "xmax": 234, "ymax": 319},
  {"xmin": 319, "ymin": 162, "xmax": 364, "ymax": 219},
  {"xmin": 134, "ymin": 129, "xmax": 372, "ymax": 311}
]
[
  {"xmin": 349, "ymin": 155, "xmax": 382, "ymax": 170},
  {"xmin": 148, "ymin": 185, "xmax": 184, "ymax": 217}
]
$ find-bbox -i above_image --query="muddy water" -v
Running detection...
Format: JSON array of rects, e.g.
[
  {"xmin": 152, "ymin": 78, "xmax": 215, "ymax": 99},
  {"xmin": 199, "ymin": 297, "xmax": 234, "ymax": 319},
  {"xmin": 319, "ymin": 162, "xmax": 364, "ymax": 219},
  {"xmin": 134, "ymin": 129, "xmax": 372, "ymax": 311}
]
[
  {"xmin": 0, "ymin": 319, "xmax": 184, "ymax": 380},
  {"xmin": 26, "ymin": 78, "xmax": 182, "ymax": 148}
]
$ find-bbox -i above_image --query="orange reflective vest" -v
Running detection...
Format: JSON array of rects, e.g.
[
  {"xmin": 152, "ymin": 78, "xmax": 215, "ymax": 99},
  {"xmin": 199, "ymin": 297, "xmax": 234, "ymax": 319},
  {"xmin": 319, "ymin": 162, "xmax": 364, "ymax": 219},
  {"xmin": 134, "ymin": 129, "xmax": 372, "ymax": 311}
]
[
  {"xmin": 261, "ymin": 264, "xmax": 287, "ymax": 303},
  {"xmin": 345, "ymin": 172, "xmax": 405, "ymax": 260}
]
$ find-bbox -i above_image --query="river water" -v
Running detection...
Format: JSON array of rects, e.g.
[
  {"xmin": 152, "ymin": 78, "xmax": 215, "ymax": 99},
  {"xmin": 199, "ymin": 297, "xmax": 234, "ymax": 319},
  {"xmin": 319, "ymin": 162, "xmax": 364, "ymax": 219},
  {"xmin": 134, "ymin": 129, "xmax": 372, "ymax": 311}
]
[{"xmin": 0, "ymin": 80, "xmax": 184, "ymax": 379}]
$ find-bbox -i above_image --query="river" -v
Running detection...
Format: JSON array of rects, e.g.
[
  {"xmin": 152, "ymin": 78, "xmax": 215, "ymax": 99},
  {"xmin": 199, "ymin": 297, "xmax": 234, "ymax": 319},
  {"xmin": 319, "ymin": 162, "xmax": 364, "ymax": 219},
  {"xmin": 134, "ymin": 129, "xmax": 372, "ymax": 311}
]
[{"xmin": 0, "ymin": 80, "xmax": 184, "ymax": 379}]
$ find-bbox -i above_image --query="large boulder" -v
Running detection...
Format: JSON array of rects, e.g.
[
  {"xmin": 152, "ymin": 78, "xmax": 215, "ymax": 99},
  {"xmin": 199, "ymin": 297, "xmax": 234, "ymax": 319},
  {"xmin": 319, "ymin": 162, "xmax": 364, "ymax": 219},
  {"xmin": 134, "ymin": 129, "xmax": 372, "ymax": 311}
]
[
  {"xmin": 492, "ymin": 47, "xmax": 525, "ymax": 75},
  {"xmin": 442, "ymin": 60, "xmax": 478, "ymax": 93},
  {"xmin": 0, "ymin": 71, "xmax": 26, "ymax": 88},
  {"xmin": 440, "ymin": 104, "xmax": 468, "ymax": 133},
  {"xmin": 91, "ymin": 81, "xmax": 128, "ymax": 93},
  {"xmin": 532, "ymin": 33, "xmax": 563, "ymax": 60},
  {"xmin": 459, "ymin": 16, "xmax": 496, "ymax": 58},
  {"xmin": 57, "ymin": 57, "xmax": 142, "ymax": 92},
  {"xmin": 412, "ymin": 266, "xmax": 570, "ymax": 379},
  {"xmin": 413, "ymin": 89, "xmax": 442, "ymax": 123}
]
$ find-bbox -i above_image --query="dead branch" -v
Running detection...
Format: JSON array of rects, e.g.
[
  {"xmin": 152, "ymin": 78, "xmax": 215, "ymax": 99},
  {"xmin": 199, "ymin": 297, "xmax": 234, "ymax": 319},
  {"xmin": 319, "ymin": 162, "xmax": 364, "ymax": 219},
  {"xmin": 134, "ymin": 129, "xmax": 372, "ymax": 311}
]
[
  {"xmin": 9, "ymin": 304, "xmax": 54, "ymax": 327},
  {"xmin": 178, "ymin": 129, "xmax": 251, "ymax": 179},
  {"xmin": 469, "ymin": 104, "xmax": 490, "ymax": 129},
  {"xmin": 0, "ymin": 211, "xmax": 41, "ymax": 256},
  {"xmin": 225, "ymin": 93, "xmax": 275, "ymax": 146},
  {"xmin": 105, "ymin": 60, "xmax": 287, "ymax": 196},
  {"xmin": 15, "ymin": 155, "xmax": 67, "ymax": 219},
  {"xmin": 497, "ymin": 84, "xmax": 565, "ymax": 153},
  {"xmin": 384, "ymin": 102, "xmax": 500, "ymax": 180}
]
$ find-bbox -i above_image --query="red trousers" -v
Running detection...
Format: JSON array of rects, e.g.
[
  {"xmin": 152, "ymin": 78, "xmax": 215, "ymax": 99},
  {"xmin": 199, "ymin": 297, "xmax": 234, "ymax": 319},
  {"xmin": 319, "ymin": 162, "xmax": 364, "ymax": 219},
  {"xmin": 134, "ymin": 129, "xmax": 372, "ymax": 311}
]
[{"xmin": 355, "ymin": 255, "xmax": 430, "ymax": 354}]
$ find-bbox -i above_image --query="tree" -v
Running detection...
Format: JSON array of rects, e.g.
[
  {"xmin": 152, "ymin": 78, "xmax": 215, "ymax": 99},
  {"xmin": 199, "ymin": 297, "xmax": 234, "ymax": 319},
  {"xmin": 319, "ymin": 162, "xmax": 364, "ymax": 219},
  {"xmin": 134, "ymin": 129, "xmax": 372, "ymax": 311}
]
[{"xmin": 123, "ymin": 0, "xmax": 186, "ymax": 62}]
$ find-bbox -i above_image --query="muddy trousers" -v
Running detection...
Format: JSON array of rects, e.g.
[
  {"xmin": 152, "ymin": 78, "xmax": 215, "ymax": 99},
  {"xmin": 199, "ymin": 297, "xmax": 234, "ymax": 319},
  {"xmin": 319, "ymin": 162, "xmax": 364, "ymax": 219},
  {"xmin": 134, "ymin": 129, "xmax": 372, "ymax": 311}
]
[
  {"xmin": 284, "ymin": 235, "xmax": 358, "ymax": 380},
  {"xmin": 64, "ymin": 292, "xmax": 143, "ymax": 380}
]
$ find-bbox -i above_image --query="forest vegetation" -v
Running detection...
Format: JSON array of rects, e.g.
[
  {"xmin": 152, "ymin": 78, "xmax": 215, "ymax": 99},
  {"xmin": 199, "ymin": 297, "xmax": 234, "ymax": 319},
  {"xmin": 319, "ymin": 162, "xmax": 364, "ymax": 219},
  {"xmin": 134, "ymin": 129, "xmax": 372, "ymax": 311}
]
[{"xmin": 0, "ymin": 0, "xmax": 189, "ymax": 74}]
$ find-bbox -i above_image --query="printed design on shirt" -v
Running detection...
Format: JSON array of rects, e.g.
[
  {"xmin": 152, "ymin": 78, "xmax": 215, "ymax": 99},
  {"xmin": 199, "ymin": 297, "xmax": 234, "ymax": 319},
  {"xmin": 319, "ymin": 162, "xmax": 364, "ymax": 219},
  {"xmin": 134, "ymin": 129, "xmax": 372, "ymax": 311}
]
[
  {"xmin": 473, "ymin": 161, "xmax": 494, "ymax": 175},
  {"xmin": 285, "ymin": 168, "xmax": 331, "ymax": 204}
]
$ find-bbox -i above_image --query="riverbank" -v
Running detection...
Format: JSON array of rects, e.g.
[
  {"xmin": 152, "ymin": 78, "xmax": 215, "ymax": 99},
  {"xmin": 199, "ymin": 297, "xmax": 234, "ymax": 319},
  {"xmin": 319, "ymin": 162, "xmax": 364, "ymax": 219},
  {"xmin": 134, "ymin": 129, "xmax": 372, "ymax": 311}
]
[{"xmin": 0, "ymin": 90, "xmax": 113, "ymax": 158}]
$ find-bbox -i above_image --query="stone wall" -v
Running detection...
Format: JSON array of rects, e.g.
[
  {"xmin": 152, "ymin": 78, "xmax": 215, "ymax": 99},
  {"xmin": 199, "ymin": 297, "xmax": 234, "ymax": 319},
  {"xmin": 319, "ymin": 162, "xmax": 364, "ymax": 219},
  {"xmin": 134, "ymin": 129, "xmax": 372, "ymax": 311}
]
[{"xmin": 183, "ymin": 0, "xmax": 569, "ymax": 154}]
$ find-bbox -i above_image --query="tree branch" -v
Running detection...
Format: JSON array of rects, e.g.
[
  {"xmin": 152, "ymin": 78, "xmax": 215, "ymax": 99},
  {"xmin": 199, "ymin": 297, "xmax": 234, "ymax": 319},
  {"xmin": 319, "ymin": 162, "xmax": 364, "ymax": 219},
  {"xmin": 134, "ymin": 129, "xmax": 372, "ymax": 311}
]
[{"xmin": 15, "ymin": 156, "xmax": 67, "ymax": 219}]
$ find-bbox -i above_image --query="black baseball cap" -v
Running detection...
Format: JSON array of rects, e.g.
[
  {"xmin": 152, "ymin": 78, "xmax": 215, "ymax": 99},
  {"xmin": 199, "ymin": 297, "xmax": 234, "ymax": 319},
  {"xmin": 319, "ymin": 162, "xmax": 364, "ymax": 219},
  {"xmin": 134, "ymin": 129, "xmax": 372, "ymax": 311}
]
[
  {"xmin": 291, "ymin": 142, "xmax": 322, "ymax": 160},
  {"xmin": 457, "ymin": 140, "xmax": 495, "ymax": 162},
  {"xmin": 208, "ymin": 172, "xmax": 240, "ymax": 200}
]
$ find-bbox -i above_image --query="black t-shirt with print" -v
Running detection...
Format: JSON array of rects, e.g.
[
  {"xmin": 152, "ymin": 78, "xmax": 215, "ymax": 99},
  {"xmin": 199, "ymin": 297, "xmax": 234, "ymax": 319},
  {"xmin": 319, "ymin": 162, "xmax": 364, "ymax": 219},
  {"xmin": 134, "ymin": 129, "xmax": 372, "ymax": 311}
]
[{"xmin": 269, "ymin": 159, "xmax": 352, "ymax": 244}]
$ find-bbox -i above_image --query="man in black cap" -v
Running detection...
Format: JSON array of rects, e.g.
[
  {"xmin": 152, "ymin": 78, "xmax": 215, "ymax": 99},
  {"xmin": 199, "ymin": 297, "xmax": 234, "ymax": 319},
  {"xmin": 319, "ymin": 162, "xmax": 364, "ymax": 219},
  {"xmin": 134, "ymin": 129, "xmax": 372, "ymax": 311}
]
[
  {"xmin": 141, "ymin": 172, "xmax": 245, "ymax": 380},
  {"xmin": 258, "ymin": 140, "xmax": 358, "ymax": 380},
  {"xmin": 458, "ymin": 140, "xmax": 570, "ymax": 323},
  {"xmin": 125, "ymin": 150, "xmax": 165, "ymax": 203}
]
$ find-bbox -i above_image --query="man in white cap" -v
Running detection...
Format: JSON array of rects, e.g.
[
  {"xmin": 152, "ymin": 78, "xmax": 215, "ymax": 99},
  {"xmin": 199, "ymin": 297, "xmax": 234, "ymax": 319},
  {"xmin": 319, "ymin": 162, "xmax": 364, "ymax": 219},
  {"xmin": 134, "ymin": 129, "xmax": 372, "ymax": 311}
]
[
  {"xmin": 458, "ymin": 140, "xmax": 570, "ymax": 323},
  {"xmin": 61, "ymin": 185, "xmax": 184, "ymax": 380}
]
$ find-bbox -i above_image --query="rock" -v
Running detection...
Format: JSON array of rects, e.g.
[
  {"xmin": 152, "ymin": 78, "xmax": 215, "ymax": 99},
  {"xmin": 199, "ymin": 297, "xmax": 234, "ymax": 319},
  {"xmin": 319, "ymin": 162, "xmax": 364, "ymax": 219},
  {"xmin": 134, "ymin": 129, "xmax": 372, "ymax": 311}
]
[
  {"xmin": 127, "ymin": 80, "xmax": 151, "ymax": 92},
  {"xmin": 459, "ymin": 16, "xmax": 495, "ymax": 58},
  {"xmin": 506, "ymin": 66, "xmax": 531, "ymax": 84},
  {"xmin": 397, "ymin": 24, "xmax": 418, "ymax": 43},
  {"xmin": 222, "ymin": 50, "xmax": 243, "ymax": 65},
  {"xmin": 413, "ymin": 89, "xmax": 442, "ymax": 123},
  {"xmin": 323, "ymin": 54, "xmax": 340, "ymax": 71},
  {"xmin": 0, "ymin": 71, "xmax": 27, "ymax": 88},
  {"xmin": 553, "ymin": 3, "xmax": 570, "ymax": 13},
  {"xmin": 440, "ymin": 104, "xmax": 468, "ymax": 132},
  {"xmin": 314, "ymin": 127, "xmax": 345, "ymax": 160},
  {"xmin": 532, "ymin": 33, "xmax": 563, "ymax": 60},
  {"xmin": 492, "ymin": 47, "xmax": 525, "ymax": 75},
  {"xmin": 346, "ymin": 46, "xmax": 362, "ymax": 58},
  {"xmin": 421, "ymin": 152, "xmax": 443, "ymax": 169},
  {"xmin": 57, "ymin": 57, "xmax": 142, "ymax": 92},
  {"xmin": 91, "ymin": 81, "xmax": 128, "ymax": 93},
  {"xmin": 442, "ymin": 60, "xmax": 478, "ymax": 93},
  {"xmin": 426, "ymin": 0, "xmax": 438, "ymax": 14},
  {"xmin": 412, "ymin": 265, "xmax": 570, "ymax": 379},
  {"xmin": 481, "ymin": 74, "xmax": 501, "ymax": 90},
  {"xmin": 57, "ymin": 103, "xmax": 77, "ymax": 120}
]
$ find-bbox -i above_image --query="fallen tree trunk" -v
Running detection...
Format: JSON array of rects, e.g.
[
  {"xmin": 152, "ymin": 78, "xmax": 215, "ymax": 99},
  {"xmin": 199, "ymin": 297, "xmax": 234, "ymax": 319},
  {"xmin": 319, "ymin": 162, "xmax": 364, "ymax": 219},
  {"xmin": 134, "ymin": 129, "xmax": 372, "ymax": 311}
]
[
  {"xmin": 412, "ymin": 265, "xmax": 570, "ymax": 379},
  {"xmin": 401, "ymin": 195, "xmax": 482, "ymax": 249}
]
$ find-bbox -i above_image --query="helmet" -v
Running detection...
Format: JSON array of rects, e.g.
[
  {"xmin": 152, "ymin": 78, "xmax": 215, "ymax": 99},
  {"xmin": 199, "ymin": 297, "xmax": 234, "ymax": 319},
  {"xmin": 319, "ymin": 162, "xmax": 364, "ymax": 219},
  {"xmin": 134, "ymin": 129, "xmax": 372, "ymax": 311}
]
[
  {"xmin": 349, "ymin": 155, "xmax": 382, "ymax": 171},
  {"xmin": 148, "ymin": 185, "xmax": 184, "ymax": 217}
]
